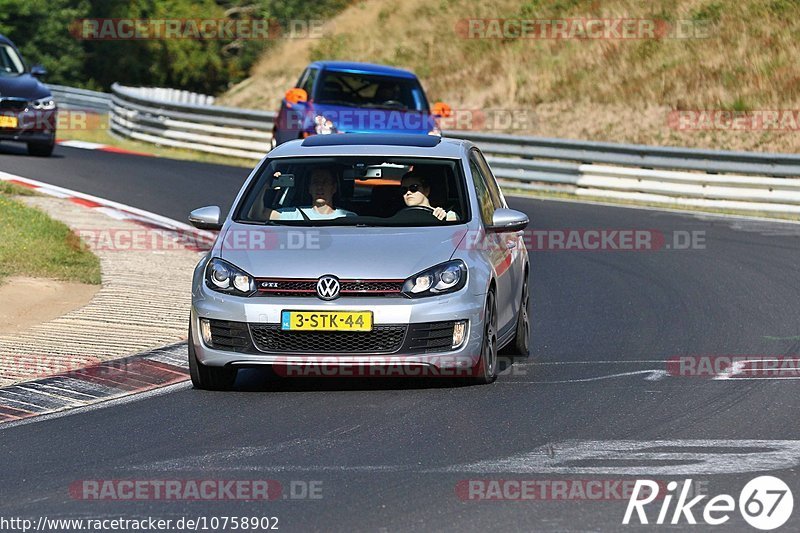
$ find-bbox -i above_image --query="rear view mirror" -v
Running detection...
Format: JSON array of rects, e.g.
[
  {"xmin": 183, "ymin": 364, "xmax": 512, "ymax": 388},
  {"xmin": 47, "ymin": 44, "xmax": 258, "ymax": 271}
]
[
  {"xmin": 30, "ymin": 65, "xmax": 47, "ymax": 78},
  {"xmin": 285, "ymin": 88, "xmax": 308, "ymax": 105},
  {"xmin": 189, "ymin": 205, "xmax": 222, "ymax": 231},
  {"xmin": 343, "ymin": 167, "xmax": 382, "ymax": 179},
  {"xmin": 487, "ymin": 208, "xmax": 529, "ymax": 233}
]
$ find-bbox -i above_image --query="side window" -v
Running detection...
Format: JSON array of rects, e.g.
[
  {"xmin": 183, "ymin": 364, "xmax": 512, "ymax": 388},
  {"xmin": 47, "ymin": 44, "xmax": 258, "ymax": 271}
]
[
  {"xmin": 302, "ymin": 68, "xmax": 318, "ymax": 96},
  {"xmin": 469, "ymin": 159, "xmax": 495, "ymax": 226},
  {"xmin": 474, "ymin": 150, "xmax": 506, "ymax": 208},
  {"xmin": 295, "ymin": 68, "xmax": 309, "ymax": 90}
]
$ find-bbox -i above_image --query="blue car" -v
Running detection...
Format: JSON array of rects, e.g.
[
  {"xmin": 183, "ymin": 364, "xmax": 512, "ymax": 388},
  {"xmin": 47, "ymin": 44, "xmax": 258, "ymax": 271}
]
[
  {"xmin": 271, "ymin": 61, "xmax": 450, "ymax": 148},
  {"xmin": 0, "ymin": 34, "xmax": 56, "ymax": 156}
]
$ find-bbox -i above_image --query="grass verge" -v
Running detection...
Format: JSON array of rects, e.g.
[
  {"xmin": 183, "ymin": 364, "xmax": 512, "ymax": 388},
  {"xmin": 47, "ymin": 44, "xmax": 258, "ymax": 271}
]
[{"xmin": 0, "ymin": 186, "xmax": 101, "ymax": 285}]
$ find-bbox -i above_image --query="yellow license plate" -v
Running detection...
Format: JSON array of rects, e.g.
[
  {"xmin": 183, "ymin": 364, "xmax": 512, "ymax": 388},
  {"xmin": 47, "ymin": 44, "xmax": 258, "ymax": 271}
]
[
  {"xmin": 281, "ymin": 310, "xmax": 373, "ymax": 331},
  {"xmin": 0, "ymin": 116, "xmax": 18, "ymax": 128}
]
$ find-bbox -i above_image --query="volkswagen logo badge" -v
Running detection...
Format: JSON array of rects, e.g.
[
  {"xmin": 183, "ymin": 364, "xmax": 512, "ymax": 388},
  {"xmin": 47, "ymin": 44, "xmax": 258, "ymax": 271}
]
[{"xmin": 316, "ymin": 275, "xmax": 340, "ymax": 300}]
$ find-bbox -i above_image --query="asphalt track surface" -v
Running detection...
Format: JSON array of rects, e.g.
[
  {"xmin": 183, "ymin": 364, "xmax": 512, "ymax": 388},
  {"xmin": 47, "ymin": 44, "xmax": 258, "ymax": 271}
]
[{"xmin": 1, "ymin": 143, "xmax": 800, "ymax": 531}]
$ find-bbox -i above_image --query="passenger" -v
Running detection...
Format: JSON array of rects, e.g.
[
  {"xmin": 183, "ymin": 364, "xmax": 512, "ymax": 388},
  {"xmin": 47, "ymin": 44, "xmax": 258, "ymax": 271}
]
[
  {"xmin": 400, "ymin": 171, "xmax": 458, "ymax": 221},
  {"xmin": 262, "ymin": 167, "xmax": 356, "ymax": 221}
]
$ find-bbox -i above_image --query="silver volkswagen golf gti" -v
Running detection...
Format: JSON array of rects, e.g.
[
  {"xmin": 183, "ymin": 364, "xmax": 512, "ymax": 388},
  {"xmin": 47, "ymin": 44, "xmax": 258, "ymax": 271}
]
[{"xmin": 187, "ymin": 134, "xmax": 530, "ymax": 389}]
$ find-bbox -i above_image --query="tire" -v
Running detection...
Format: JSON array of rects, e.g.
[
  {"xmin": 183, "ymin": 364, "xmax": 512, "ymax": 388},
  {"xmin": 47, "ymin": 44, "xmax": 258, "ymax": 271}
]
[
  {"xmin": 188, "ymin": 324, "xmax": 237, "ymax": 390},
  {"xmin": 27, "ymin": 140, "xmax": 54, "ymax": 157},
  {"xmin": 470, "ymin": 291, "xmax": 498, "ymax": 384},
  {"xmin": 500, "ymin": 272, "xmax": 530, "ymax": 357}
]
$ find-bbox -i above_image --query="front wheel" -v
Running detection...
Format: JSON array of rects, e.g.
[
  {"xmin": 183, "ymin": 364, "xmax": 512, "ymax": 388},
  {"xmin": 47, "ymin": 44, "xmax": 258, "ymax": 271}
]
[
  {"xmin": 188, "ymin": 324, "xmax": 237, "ymax": 390},
  {"xmin": 470, "ymin": 291, "xmax": 498, "ymax": 384}
]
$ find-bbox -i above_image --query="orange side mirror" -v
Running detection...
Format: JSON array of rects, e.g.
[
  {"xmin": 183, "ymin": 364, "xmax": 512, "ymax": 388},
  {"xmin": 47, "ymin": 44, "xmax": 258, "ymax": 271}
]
[
  {"xmin": 432, "ymin": 101, "xmax": 452, "ymax": 118},
  {"xmin": 285, "ymin": 88, "xmax": 308, "ymax": 105}
]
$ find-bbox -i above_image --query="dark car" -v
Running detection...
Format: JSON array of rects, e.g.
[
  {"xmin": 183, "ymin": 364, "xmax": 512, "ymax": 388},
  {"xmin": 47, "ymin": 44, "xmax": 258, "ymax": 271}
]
[
  {"xmin": 271, "ymin": 61, "xmax": 451, "ymax": 148},
  {"xmin": 0, "ymin": 34, "xmax": 56, "ymax": 156}
]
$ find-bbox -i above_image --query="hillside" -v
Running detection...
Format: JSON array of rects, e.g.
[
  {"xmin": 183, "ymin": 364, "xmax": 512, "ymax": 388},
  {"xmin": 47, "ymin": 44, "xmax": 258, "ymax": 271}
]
[{"xmin": 220, "ymin": 0, "xmax": 800, "ymax": 153}]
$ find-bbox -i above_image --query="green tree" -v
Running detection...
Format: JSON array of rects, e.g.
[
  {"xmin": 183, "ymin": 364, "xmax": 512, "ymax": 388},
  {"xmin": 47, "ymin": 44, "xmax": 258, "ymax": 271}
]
[{"xmin": 0, "ymin": 0, "xmax": 91, "ymax": 87}]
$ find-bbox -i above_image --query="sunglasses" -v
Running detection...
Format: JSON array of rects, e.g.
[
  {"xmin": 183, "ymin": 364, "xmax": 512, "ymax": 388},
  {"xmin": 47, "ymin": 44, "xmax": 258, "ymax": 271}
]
[{"xmin": 401, "ymin": 183, "xmax": 423, "ymax": 194}]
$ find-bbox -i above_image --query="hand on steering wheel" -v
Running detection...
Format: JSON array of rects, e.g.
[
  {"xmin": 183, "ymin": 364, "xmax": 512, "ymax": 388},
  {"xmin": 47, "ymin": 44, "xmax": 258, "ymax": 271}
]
[{"xmin": 398, "ymin": 206, "xmax": 446, "ymax": 221}]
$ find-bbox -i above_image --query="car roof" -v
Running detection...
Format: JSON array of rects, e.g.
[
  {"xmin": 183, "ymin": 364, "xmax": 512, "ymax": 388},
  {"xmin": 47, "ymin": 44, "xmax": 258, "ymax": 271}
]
[
  {"xmin": 268, "ymin": 134, "xmax": 472, "ymax": 159},
  {"xmin": 0, "ymin": 34, "xmax": 14, "ymax": 46},
  {"xmin": 309, "ymin": 61, "xmax": 417, "ymax": 80}
]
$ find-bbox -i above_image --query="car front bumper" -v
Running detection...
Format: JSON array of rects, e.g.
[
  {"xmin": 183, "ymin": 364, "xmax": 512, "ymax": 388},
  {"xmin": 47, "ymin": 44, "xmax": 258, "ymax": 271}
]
[{"xmin": 190, "ymin": 282, "xmax": 485, "ymax": 373}]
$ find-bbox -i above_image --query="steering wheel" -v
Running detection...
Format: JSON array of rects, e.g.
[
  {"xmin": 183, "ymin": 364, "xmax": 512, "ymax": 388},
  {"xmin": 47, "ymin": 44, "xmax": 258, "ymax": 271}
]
[{"xmin": 397, "ymin": 205, "xmax": 442, "ymax": 220}]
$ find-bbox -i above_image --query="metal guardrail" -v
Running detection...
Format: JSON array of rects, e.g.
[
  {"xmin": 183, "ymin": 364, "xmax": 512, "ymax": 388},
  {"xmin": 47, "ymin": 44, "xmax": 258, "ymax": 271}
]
[
  {"xmin": 49, "ymin": 84, "xmax": 111, "ymax": 113},
  {"xmin": 51, "ymin": 84, "xmax": 800, "ymax": 216},
  {"xmin": 109, "ymin": 84, "xmax": 274, "ymax": 159}
]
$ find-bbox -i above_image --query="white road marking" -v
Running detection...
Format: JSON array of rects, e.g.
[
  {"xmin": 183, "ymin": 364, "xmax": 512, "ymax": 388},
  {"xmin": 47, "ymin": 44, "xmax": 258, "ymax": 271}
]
[
  {"xmin": 121, "ymin": 440, "xmax": 800, "ymax": 476},
  {"xmin": 504, "ymin": 369, "xmax": 668, "ymax": 384},
  {"xmin": 57, "ymin": 140, "xmax": 106, "ymax": 150},
  {"xmin": 443, "ymin": 440, "xmax": 800, "ymax": 475}
]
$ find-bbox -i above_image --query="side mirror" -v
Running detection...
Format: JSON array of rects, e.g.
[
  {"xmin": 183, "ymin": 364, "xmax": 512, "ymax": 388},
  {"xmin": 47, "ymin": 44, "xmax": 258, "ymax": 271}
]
[
  {"xmin": 189, "ymin": 206, "xmax": 222, "ymax": 231},
  {"xmin": 30, "ymin": 65, "xmax": 47, "ymax": 78},
  {"xmin": 285, "ymin": 87, "xmax": 308, "ymax": 105},
  {"xmin": 432, "ymin": 101, "xmax": 452, "ymax": 118},
  {"xmin": 487, "ymin": 208, "xmax": 529, "ymax": 233}
]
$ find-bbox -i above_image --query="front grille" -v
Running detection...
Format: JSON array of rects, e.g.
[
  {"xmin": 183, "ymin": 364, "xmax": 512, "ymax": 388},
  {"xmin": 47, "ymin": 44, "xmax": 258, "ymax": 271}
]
[
  {"xmin": 405, "ymin": 321, "xmax": 457, "ymax": 353},
  {"xmin": 205, "ymin": 319, "xmax": 458, "ymax": 355},
  {"xmin": 250, "ymin": 324, "xmax": 407, "ymax": 354},
  {"xmin": 255, "ymin": 278, "xmax": 404, "ymax": 298},
  {"xmin": 208, "ymin": 320, "xmax": 252, "ymax": 352},
  {"xmin": 0, "ymin": 98, "xmax": 27, "ymax": 111}
]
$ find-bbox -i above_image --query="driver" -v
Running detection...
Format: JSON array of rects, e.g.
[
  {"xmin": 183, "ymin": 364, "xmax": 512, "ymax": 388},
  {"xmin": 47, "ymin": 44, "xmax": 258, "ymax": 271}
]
[
  {"xmin": 400, "ymin": 171, "xmax": 458, "ymax": 221},
  {"xmin": 260, "ymin": 167, "xmax": 357, "ymax": 221}
]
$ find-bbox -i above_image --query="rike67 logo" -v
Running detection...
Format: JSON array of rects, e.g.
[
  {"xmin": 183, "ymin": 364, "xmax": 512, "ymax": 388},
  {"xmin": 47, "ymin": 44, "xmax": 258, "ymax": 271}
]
[{"xmin": 623, "ymin": 476, "xmax": 793, "ymax": 530}]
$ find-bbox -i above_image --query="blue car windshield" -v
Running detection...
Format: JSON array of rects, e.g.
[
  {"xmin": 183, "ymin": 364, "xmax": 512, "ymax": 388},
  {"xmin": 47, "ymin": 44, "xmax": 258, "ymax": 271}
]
[
  {"xmin": 234, "ymin": 157, "xmax": 469, "ymax": 227},
  {"xmin": 0, "ymin": 45, "xmax": 25, "ymax": 76},
  {"xmin": 313, "ymin": 71, "xmax": 428, "ymax": 112}
]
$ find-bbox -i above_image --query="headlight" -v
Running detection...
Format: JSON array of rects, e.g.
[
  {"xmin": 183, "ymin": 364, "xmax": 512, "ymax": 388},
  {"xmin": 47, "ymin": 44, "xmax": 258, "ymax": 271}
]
[
  {"xmin": 314, "ymin": 115, "xmax": 336, "ymax": 135},
  {"xmin": 204, "ymin": 258, "xmax": 255, "ymax": 296},
  {"xmin": 402, "ymin": 260, "xmax": 467, "ymax": 298},
  {"xmin": 30, "ymin": 97, "xmax": 55, "ymax": 110}
]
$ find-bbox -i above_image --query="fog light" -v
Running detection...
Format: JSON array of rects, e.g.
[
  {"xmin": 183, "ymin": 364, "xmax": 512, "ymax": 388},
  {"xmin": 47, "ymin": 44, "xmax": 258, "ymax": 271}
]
[
  {"xmin": 200, "ymin": 318, "xmax": 213, "ymax": 347},
  {"xmin": 452, "ymin": 320, "xmax": 467, "ymax": 349}
]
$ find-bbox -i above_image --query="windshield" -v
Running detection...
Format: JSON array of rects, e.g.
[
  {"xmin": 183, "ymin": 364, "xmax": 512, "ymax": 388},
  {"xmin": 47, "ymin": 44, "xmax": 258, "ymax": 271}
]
[
  {"xmin": 313, "ymin": 71, "xmax": 428, "ymax": 111},
  {"xmin": 235, "ymin": 156, "xmax": 469, "ymax": 227},
  {"xmin": 0, "ymin": 44, "xmax": 25, "ymax": 76}
]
